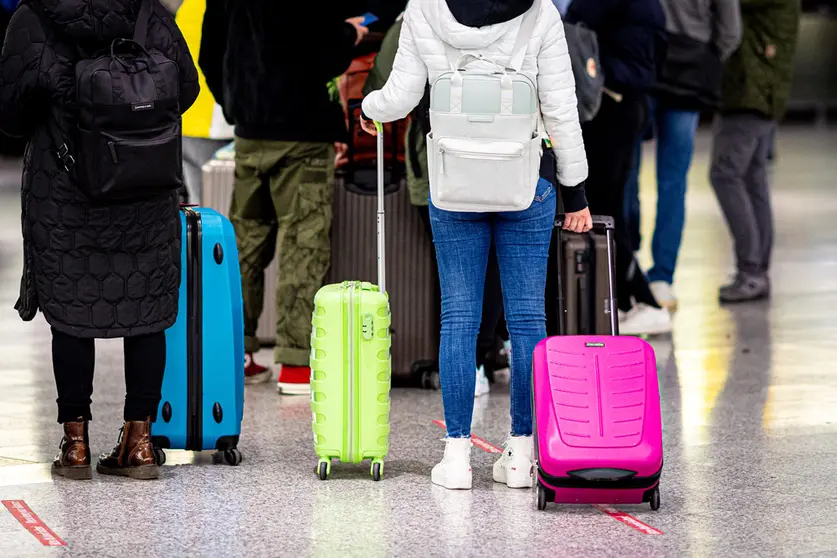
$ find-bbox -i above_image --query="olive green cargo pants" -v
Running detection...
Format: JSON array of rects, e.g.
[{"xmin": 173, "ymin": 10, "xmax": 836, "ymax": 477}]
[{"xmin": 231, "ymin": 138, "xmax": 334, "ymax": 366}]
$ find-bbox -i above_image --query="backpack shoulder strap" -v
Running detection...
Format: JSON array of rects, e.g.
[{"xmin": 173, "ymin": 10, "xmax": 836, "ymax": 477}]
[
  {"xmin": 443, "ymin": 41, "xmax": 460, "ymax": 70},
  {"xmin": 509, "ymin": 5, "xmax": 539, "ymax": 72},
  {"xmin": 133, "ymin": 0, "xmax": 151, "ymax": 47}
]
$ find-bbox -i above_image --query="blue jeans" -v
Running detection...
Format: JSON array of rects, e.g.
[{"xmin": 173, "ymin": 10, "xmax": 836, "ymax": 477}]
[
  {"xmin": 623, "ymin": 98, "xmax": 700, "ymax": 284},
  {"xmin": 429, "ymin": 178, "xmax": 556, "ymax": 438}
]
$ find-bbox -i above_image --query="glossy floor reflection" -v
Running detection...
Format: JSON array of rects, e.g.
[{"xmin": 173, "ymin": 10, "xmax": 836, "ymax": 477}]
[{"xmin": 1, "ymin": 126, "xmax": 836, "ymax": 557}]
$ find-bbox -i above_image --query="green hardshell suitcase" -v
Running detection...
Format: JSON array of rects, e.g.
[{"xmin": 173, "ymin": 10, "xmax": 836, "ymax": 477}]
[{"xmin": 311, "ymin": 126, "xmax": 392, "ymax": 481}]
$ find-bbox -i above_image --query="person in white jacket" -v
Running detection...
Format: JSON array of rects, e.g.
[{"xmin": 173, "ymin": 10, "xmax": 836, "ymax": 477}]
[{"xmin": 361, "ymin": 0, "xmax": 591, "ymax": 490}]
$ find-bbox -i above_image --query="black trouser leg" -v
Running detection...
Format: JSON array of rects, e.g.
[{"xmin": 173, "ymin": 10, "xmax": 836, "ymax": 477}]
[
  {"xmin": 477, "ymin": 241, "xmax": 505, "ymax": 371},
  {"xmin": 123, "ymin": 332, "xmax": 167, "ymax": 422},
  {"xmin": 582, "ymin": 94, "xmax": 659, "ymax": 312},
  {"xmin": 52, "ymin": 329, "xmax": 95, "ymax": 424}
]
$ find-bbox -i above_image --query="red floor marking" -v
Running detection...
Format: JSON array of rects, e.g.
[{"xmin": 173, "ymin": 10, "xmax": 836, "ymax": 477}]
[
  {"xmin": 431, "ymin": 420, "xmax": 503, "ymax": 453},
  {"xmin": 593, "ymin": 504, "xmax": 664, "ymax": 535},
  {"xmin": 3, "ymin": 500, "xmax": 67, "ymax": 546}
]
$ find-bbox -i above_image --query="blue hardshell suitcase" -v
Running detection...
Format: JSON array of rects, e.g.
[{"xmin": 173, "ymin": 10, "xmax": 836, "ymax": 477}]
[{"xmin": 151, "ymin": 207, "xmax": 246, "ymax": 466}]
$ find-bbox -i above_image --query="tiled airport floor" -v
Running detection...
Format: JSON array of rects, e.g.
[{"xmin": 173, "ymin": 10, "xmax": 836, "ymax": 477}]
[{"xmin": 1, "ymin": 126, "xmax": 837, "ymax": 557}]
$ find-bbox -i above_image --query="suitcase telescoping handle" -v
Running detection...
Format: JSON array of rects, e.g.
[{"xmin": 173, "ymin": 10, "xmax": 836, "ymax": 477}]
[
  {"xmin": 553, "ymin": 214, "xmax": 619, "ymax": 336},
  {"xmin": 375, "ymin": 122, "xmax": 386, "ymax": 294}
]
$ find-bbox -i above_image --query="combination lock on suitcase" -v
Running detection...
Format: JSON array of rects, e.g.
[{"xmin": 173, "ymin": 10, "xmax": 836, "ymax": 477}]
[{"xmin": 310, "ymin": 125, "xmax": 392, "ymax": 481}]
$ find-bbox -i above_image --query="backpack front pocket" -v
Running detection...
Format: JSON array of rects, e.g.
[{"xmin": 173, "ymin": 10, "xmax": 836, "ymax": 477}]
[
  {"xmin": 77, "ymin": 122, "xmax": 183, "ymax": 201},
  {"xmin": 429, "ymin": 135, "xmax": 540, "ymax": 212}
]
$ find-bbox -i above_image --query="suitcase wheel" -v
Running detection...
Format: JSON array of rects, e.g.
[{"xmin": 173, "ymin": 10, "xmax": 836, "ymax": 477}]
[
  {"xmin": 317, "ymin": 459, "xmax": 331, "ymax": 481},
  {"xmin": 537, "ymin": 484, "xmax": 548, "ymax": 511},
  {"xmin": 153, "ymin": 447, "xmax": 166, "ymax": 466},
  {"xmin": 650, "ymin": 487, "xmax": 661, "ymax": 511},
  {"xmin": 223, "ymin": 448, "xmax": 243, "ymax": 466},
  {"xmin": 371, "ymin": 460, "xmax": 384, "ymax": 482}
]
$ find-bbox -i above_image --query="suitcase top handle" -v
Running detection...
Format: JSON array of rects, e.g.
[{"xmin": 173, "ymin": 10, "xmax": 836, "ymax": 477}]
[{"xmin": 554, "ymin": 214, "xmax": 614, "ymax": 231}]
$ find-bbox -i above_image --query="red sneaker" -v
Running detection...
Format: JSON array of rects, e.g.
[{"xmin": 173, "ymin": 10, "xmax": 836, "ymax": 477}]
[
  {"xmin": 244, "ymin": 353, "xmax": 271, "ymax": 385},
  {"xmin": 277, "ymin": 365, "xmax": 311, "ymax": 395}
]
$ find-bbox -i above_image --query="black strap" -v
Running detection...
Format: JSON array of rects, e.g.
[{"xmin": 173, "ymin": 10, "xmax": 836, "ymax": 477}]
[
  {"xmin": 133, "ymin": 0, "xmax": 151, "ymax": 47},
  {"xmin": 47, "ymin": 116, "xmax": 75, "ymax": 172}
]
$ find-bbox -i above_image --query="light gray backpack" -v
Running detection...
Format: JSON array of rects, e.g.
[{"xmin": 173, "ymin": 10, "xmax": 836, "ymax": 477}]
[{"xmin": 427, "ymin": 7, "xmax": 542, "ymax": 213}]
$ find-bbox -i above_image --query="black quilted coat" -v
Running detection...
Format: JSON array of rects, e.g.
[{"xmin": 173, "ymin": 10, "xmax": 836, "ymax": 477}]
[{"xmin": 0, "ymin": 0, "xmax": 199, "ymax": 338}]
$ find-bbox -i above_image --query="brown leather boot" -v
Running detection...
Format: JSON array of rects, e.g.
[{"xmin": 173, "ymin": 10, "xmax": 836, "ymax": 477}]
[
  {"xmin": 52, "ymin": 420, "xmax": 92, "ymax": 480},
  {"xmin": 96, "ymin": 418, "xmax": 159, "ymax": 480}
]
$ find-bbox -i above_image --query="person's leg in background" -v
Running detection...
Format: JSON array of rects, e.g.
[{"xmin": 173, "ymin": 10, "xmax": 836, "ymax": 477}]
[
  {"xmin": 97, "ymin": 332, "xmax": 166, "ymax": 480},
  {"xmin": 475, "ymin": 241, "xmax": 504, "ymax": 395},
  {"xmin": 623, "ymin": 140, "xmax": 643, "ymax": 253},
  {"xmin": 647, "ymin": 103, "xmax": 700, "ymax": 311},
  {"xmin": 748, "ymin": 122, "xmax": 776, "ymax": 274},
  {"xmin": 623, "ymin": 95, "xmax": 655, "ymax": 253},
  {"xmin": 230, "ymin": 138, "xmax": 278, "ymax": 384},
  {"xmin": 270, "ymin": 142, "xmax": 334, "ymax": 395},
  {"xmin": 51, "ymin": 329, "xmax": 94, "ymax": 480},
  {"xmin": 709, "ymin": 113, "xmax": 774, "ymax": 302},
  {"xmin": 182, "ymin": 137, "xmax": 229, "ymax": 205},
  {"xmin": 582, "ymin": 94, "xmax": 670, "ymax": 335},
  {"xmin": 429, "ymin": 205, "xmax": 492, "ymax": 490},
  {"xmin": 492, "ymin": 177, "xmax": 556, "ymax": 489}
]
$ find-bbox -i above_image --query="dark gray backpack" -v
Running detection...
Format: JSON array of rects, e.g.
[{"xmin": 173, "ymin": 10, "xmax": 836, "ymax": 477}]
[{"xmin": 563, "ymin": 22, "xmax": 603, "ymax": 122}]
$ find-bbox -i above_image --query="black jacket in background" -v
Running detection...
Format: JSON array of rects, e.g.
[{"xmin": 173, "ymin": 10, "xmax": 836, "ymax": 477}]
[
  {"xmin": 565, "ymin": 0, "xmax": 666, "ymax": 94},
  {"xmin": 200, "ymin": 0, "xmax": 360, "ymax": 143}
]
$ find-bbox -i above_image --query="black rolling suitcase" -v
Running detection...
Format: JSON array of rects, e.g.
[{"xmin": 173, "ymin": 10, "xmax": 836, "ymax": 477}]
[{"xmin": 546, "ymin": 215, "xmax": 619, "ymax": 336}]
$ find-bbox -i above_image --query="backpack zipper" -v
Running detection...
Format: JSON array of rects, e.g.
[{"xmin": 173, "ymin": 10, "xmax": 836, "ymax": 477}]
[{"xmin": 438, "ymin": 147, "xmax": 522, "ymax": 175}]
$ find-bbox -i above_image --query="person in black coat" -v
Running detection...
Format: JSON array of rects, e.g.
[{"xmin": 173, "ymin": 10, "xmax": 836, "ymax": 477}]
[
  {"xmin": 0, "ymin": 0, "xmax": 199, "ymax": 480},
  {"xmin": 564, "ymin": 0, "xmax": 673, "ymax": 336}
]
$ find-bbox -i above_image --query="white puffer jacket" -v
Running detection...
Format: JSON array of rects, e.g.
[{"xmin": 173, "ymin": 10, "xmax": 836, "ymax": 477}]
[{"xmin": 362, "ymin": 0, "xmax": 588, "ymax": 187}]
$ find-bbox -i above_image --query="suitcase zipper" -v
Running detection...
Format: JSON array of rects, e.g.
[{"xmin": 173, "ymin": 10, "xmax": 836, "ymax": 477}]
[
  {"xmin": 184, "ymin": 208, "xmax": 203, "ymax": 451},
  {"xmin": 347, "ymin": 282, "xmax": 355, "ymax": 462}
]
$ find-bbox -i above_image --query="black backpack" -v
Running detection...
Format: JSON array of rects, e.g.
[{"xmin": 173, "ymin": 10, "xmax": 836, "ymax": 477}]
[
  {"xmin": 563, "ymin": 22, "xmax": 604, "ymax": 123},
  {"xmin": 49, "ymin": 0, "xmax": 183, "ymax": 201}
]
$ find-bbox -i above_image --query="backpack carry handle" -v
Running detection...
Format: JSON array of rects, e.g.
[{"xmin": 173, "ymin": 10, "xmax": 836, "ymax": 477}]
[{"xmin": 375, "ymin": 121, "xmax": 386, "ymax": 294}]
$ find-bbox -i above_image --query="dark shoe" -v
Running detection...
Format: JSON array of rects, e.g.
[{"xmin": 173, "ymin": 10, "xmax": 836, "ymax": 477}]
[
  {"xmin": 52, "ymin": 420, "xmax": 92, "ymax": 480},
  {"xmin": 97, "ymin": 418, "xmax": 159, "ymax": 480},
  {"xmin": 719, "ymin": 274, "xmax": 770, "ymax": 304},
  {"xmin": 244, "ymin": 352, "xmax": 271, "ymax": 385}
]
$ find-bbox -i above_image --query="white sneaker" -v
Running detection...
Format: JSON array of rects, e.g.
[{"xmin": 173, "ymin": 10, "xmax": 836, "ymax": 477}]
[
  {"xmin": 475, "ymin": 366, "xmax": 490, "ymax": 397},
  {"xmin": 431, "ymin": 438, "xmax": 473, "ymax": 490},
  {"xmin": 649, "ymin": 281, "xmax": 678, "ymax": 312},
  {"xmin": 493, "ymin": 436, "xmax": 534, "ymax": 489},
  {"xmin": 619, "ymin": 303, "xmax": 673, "ymax": 336}
]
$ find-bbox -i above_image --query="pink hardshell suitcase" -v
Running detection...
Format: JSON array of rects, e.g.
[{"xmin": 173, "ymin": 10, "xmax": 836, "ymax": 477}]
[{"xmin": 533, "ymin": 216, "xmax": 663, "ymax": 511}]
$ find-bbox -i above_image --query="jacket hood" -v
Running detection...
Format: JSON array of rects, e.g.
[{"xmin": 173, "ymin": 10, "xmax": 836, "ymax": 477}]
[
  {"xmin": 424, "ymin": 0, "xmax": 534, "ymax": 50},
  {"xmin": 446, "ymin": 0, "xmax": 534, "ymax": 27},
  {"xmin": 23, "ymin": 0, "xmax": 140, "ymax": 42}
]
